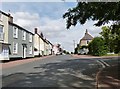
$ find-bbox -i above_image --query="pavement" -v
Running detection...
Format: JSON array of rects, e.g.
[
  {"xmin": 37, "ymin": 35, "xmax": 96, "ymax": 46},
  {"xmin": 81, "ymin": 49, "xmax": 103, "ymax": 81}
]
[
  {"xmin": 73, "ymin": 54, "xmax": 120, "ymax": 89},
  {"xmin": 96, "ymin": 65, "xmax": 120, "ymax": 89},
  {"xmin": 1, "ymin": 55, "xmax": 54, "ymax": 69}
]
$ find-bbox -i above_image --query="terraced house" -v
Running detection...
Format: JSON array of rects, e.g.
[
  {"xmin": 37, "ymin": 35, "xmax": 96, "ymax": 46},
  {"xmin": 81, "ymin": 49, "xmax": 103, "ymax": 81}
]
[
  {"xmin": 0, "ymin": 11, "xmax": 11, "ymax": 60},
  {"xmin": 34, "ymin": 28, "xmax": 53, "ymax": 56},
  {"xmin": 0, "ymin": 11, "xmax": 34, "ymax": 60}
]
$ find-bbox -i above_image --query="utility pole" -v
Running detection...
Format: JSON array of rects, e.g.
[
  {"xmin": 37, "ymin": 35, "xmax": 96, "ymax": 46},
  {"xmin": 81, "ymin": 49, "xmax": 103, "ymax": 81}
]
[{"xmin": 73, "ymin": 40, "xmax": 75, "ymax": 53}]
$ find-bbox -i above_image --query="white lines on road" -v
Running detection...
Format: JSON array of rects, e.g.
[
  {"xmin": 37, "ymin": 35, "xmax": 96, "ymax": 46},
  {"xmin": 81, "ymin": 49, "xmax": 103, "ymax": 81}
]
[
  {"xmin": 25, "ymin": 77, "xmax": 30, "ymax": 80},
  {"xmin": 97, "ymin": 60, "xmax": 110, "ymax": 68},
  {"xmin": 25, "ymin": 81, "xmax": 32, "ymax": 84}
]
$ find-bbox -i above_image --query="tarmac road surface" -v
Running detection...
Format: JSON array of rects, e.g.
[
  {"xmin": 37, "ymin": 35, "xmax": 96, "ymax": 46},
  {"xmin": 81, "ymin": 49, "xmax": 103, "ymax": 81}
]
[{"xmin": 1, "ymin": 55, "xmax": 119, "ymax": 89}]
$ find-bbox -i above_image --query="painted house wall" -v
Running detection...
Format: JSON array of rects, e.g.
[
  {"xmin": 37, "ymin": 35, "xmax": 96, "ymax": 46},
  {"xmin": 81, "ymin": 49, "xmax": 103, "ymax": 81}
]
[
  {"xmin": 0, "ymin": 12, "xmax": 9, "ymax": 43},
  {"xmin": 0, "ymin": 43, "xmax": 9, "ymax": 60},
  {"xmin": 8, "ymin": 23, "xmax": 34, "ymax": 58},
  {"xmin": 46, "ymin": 43, "xmax": 49, "ymax": 55},
  {"xmin": 40, "ymin": 37, "xmax": 45, "ymax": 56},
  {"xmin": 80, "ymin": 40, "xmax": 92, "ymax": 46},
  {"xmin": 34, "ymin": 34, "xmax": 40, "ymax": 56},
  {"xmin": 0, "ymin": 11, "xmax": 11, "ymax": 60},
  {"xmin": 48, "ymin": 43, "xmax": 52, "ymax": 55},
  {"xmin": 44, "ymin": 41, "xmax": 49, "ymax": 56},
  {"xmin": 34, "ymin": 33, "xmax": 46, "ymax": 56}
]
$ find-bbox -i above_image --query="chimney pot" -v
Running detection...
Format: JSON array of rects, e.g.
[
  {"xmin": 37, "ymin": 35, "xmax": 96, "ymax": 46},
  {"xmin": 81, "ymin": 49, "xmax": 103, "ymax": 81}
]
[{"xmin": 35, "ymin": 28, "xmax": 38, "ymax": 34}]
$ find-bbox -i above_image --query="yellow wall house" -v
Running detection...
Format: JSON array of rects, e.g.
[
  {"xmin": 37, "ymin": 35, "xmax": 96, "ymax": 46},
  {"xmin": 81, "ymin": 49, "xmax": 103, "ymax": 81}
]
[
  {"xmin": 34, "ymin": 28, "xmax": 46, "ymax": 56},
  {"xmin": 79, "ymin": 29, "xmax": 93, "ymax": 46},
  {"xmin": 0, "ymin": 11, "xmax": 12, "ymax": 60},
  {"xmin": 78, "ymin": 29, "xmax": 93, "ymax": 54},
  {"xmin": 34, "ymin": 28, "xmax": 53, "ymax": 56}
]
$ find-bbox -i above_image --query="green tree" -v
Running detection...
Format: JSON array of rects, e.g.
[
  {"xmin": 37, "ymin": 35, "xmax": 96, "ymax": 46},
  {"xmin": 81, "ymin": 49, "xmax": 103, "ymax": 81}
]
[
  {"xmin": 100, "ymin": 26, "xmax": 120, "ymax": 53},
  {"xmin": 63, "ymin": 2, "xmax": 120, "ymax": 29},
  {"xmin": 74, "ymin": 44, "xmax": 80, "ymax": 54},
  {"xmin": 74, "ymin": 47, "xmax": 78, "ymax": 54},
  {"xmin": 100, "ymin": 26, "xmax": 114, "ymax": 52},
  {"xmin": 88, "ymin": 37, "xmax": 108, "ymax": 56}
]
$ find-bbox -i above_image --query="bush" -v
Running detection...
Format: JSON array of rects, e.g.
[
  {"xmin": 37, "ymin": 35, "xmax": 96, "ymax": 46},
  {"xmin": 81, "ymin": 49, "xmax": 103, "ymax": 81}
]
[{"xmin": 88, "ymin": 37, "xmax": 108, "ymax": 56}]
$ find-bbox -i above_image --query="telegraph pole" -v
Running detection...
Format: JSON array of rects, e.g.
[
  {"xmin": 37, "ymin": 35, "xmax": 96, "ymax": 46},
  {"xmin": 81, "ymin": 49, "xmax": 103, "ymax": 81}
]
[{"xmin": 73, "ymin": 40, "xmax": 75, "ymax": 53}]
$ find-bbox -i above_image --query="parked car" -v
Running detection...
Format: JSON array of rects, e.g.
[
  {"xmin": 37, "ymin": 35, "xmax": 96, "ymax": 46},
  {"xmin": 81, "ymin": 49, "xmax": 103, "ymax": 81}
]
[{"xmin": 78, "ymin": 48, "xmax": 89, "ymax": 55}]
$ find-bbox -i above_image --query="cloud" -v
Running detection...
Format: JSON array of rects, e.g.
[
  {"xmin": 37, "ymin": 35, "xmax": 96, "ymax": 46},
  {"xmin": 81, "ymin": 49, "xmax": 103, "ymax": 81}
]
[
  {"xmin": 12, "ymin": 12, "xmax": 40, "ymax": 33},
  {"xmin": 11, "ymin": 11, "xmax": 102, "ymax": 52},
  {"xmin": 8, "ymin": 0, "xmax": 112, "ymax": 52}
]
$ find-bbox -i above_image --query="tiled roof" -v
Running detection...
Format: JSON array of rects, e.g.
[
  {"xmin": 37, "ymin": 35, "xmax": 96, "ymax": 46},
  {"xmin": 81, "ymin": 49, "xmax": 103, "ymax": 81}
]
[{"xmin": 81, "ymin": 29, "xmax": 93, "ymax": 40}]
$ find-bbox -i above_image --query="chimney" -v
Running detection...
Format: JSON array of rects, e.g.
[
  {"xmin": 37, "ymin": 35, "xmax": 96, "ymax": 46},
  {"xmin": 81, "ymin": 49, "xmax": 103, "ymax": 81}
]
[
  {"xmin": 85, "ymin": 29, "xmax": 88, "ymax": 34},
  {"xmin": 34, "ymin": 28, "xmax": 38, "ymax": 34}
]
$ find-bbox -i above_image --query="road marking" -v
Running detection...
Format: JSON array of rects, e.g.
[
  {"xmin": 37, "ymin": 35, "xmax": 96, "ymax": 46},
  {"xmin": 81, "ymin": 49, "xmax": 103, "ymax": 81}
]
[
  {"xmin": 99, "ymin": 60, "xmax": 110, "ymax": 67},
  {"xmin": 97, "ymin": 60, "xmax": 110, "ymax": 68},
  {"xmin": 97, "ymin": 60, "xmax": 106, "ymax": 68}
]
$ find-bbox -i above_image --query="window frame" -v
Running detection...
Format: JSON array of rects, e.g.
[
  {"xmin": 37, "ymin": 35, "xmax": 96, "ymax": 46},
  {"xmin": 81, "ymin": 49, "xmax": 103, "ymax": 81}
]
[
  {"xmin": 0, "ymin": 25, "xmax": 4, "ymax": 41},
  {"xmin": 22, "ymin": 30, "xmax": 26, "ymax": 40},
  {"xmin": 13, "ymin": 26, "xmax": 18, "ymax": 38},
  {"xmin": 13, "ymin": 42, "xmax": 18, "ymax": 54},
  {"xmin": 29, "ymin": 34, "xmax": 32, "ymax": 42},
  {"xmin": 29, "ymin": 45, "xmax": 32, "ymax": 54}
]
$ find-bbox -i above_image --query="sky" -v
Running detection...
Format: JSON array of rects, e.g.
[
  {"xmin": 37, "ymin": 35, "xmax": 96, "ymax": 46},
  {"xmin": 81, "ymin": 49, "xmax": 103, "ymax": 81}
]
[{"xmin": 1, "ymin": 1, "xmax": 111, "ymax": 52}]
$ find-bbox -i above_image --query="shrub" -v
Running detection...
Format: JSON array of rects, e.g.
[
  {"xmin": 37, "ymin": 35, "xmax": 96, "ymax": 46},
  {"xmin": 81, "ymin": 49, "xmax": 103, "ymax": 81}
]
[{"xmin": 88, "ymin": 37, "xmax": 108, "ymax": 56}]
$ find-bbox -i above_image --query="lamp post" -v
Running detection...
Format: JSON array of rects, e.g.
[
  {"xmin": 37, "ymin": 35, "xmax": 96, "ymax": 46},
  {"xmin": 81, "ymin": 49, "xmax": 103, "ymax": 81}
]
[{"xmin": 73, "ymin": 40, "xmax": 75, "ymax": 53}]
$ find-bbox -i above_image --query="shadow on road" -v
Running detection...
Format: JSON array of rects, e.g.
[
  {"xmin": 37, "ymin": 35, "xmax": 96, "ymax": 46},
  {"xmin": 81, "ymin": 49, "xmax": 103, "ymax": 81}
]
[{"xmin": 2, "ymin": 58, "xmax": 101, "ymax": 89}]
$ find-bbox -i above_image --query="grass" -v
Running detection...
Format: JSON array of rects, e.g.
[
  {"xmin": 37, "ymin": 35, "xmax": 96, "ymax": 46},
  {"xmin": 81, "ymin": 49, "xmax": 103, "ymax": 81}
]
[{"xmin": 103, "ymin": 53, "xmax": 119, "ymax": 56}]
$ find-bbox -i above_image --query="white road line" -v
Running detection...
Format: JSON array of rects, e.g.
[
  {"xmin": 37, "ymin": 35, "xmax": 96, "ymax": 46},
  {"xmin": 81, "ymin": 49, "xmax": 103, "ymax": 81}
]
[
  {"xmin": 97, "ymin": 60, "xmax": 106, "ymax": 68},
  {"xmin": 99, "ymin": 60, "xmax": 110, "ymax": 67}
]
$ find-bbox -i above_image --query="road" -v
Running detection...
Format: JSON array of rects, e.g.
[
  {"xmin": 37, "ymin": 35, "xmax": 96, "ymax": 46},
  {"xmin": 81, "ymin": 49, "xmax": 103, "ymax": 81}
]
[{"xmin": 1, "ymin": 55, "xmax": 119, "ymax": 89}]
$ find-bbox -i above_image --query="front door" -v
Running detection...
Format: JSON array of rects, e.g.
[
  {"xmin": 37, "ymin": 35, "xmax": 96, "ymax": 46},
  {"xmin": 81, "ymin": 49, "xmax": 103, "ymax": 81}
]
[{"xmin": 23, "ymin": 47, "xmax": 26, "ymax": 58}]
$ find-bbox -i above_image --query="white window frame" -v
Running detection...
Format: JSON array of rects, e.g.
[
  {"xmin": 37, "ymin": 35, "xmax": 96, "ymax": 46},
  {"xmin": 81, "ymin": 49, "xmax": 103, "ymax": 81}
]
[
  {"xmin": 13, "ymin": 26, "xmax": 18, "ymax": 38},
  {"xmin": 22, "ymin": 31, "xmax": 26, "ymax": 40},
  {"xmin": 29, "ymin": 34, "xmax": 32, "ymax": 42},
  {"xmin": 0, "ymin": 25, "xmax": 4, "ymax": 41},
  {"xmin": 13, "ymin": 42, "xmax": 18, "ymax": 54},
  {"xmin": 29, "ymin": 46, "xmax": 32, "ymax": 54}
]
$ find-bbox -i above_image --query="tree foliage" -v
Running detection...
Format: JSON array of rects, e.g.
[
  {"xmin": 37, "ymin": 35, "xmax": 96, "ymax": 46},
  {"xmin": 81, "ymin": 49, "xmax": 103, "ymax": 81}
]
[
  {"xmin": 100, "ymin": 26, "xmax": 114, "ymax": 52},
  {"xmin": 100, "ymin": 26, "xmax": 120, "ymax": 53},
  {"xmin": 63, "ymin": 2, "xmax": 120, "ymax": 29},
  {"xmin": 88, "ymin": 37, "xmax": 108, "ymax": 56}
]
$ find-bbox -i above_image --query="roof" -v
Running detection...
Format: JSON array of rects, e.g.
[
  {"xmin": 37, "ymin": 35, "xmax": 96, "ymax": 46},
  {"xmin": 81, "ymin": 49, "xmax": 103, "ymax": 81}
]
[
  {"xmin": 81, "ymin": 29, "xmax": 93, "ymax": 40},
  {"xmin": 0, "ymin": 10, "xmax": 13, "ymax": 18},
  {"xmin": 35, "ymin": 33, "xmax": 47, "ymax": 42},
  {"xmin": 9, "ymin": 22, "xmax": 34, "ymax": 35}
]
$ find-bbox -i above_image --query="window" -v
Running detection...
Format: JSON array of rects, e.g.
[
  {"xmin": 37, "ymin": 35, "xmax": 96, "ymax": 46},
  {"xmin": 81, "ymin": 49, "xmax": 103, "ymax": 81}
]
[
  {"xmin": 22, "ymin": 31, "xmax": 26, "ymax": 40},
  {"xmin": 29, "ymin": 46, "xmax": 32, "ymax": 54},
  {"xmin": 29, "ymin": 34, "xmax": 32, "ymax": 42},
  {"xmin": 13, "ymin": 42, "xmax": 18, "ymax": 54},
  {"xmin": 0, "ymin": 25, "xmax": 3, "ymax": 33},
  {"xmin": 13, "ymin": 26, "xmax": 18, "ymax": 38},
  {"xmin": 0, "ymin": 25, "xmax": 4, "ymax": 41},
  {"xmin": 87, "ymin": 40, "xmax": 89, "ymax": 44}
]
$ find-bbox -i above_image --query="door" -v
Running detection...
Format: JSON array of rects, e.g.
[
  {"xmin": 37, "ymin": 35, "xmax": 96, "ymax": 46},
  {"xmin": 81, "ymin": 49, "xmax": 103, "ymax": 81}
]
[{"xmin": 23, "ymin": 47, "xmax": 27, "ymax": 58}]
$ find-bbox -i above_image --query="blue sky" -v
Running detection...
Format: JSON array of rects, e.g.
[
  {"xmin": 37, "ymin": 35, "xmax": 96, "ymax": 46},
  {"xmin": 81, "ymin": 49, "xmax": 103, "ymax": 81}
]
[{"xmin": 1, "ymin": 2, "xmax": 107, "ymax": 52}]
